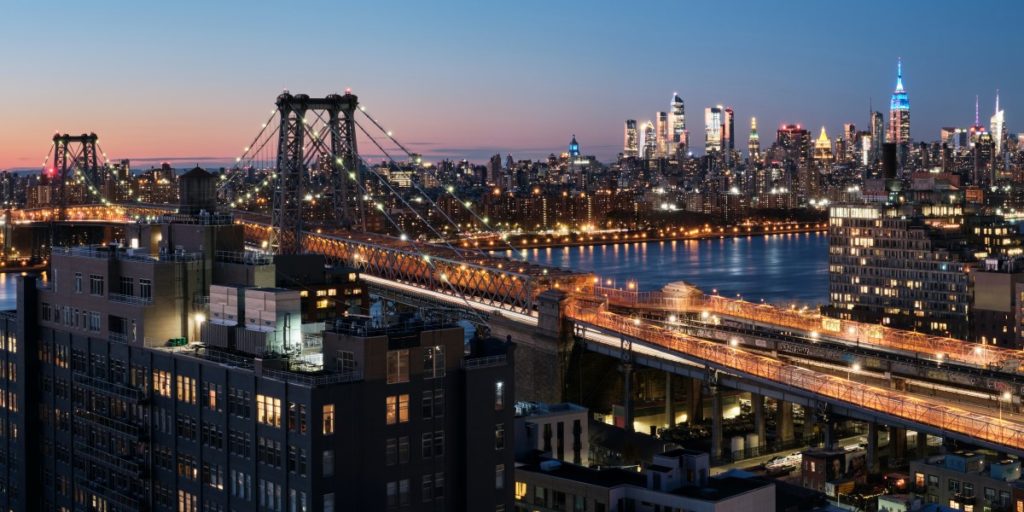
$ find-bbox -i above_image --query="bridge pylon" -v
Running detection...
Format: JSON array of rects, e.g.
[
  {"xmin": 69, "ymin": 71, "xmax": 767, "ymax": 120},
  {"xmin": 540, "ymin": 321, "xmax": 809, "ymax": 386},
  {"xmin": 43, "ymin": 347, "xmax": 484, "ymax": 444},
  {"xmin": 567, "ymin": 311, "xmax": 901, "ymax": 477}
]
[
  {"xmin": 271, "ymin": 92, "xmax": 361, "ymax": 255},
  {"xmin": 51, "ymin": 133, "xmax": 100, "ymax": 221}
]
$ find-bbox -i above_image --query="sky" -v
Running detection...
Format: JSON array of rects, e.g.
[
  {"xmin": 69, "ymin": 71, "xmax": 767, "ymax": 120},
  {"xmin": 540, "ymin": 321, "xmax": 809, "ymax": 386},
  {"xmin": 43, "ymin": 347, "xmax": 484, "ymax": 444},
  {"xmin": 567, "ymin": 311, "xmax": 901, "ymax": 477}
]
[{"xmin": 1, "ymin": 0, "xmax": 1023, "ymax": 170}]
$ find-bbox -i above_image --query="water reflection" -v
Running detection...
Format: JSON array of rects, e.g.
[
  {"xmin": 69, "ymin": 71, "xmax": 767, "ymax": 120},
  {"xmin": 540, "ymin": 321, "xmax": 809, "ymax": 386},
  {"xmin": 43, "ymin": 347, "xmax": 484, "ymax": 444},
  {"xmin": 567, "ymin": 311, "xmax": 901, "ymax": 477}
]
[
  {"xmin": 0, "ymin": 271, "xmax": 47, "ymax": 311},
  {"xmin": 520, "ymin": 233, "xmax": 828, "ymax": 306}
]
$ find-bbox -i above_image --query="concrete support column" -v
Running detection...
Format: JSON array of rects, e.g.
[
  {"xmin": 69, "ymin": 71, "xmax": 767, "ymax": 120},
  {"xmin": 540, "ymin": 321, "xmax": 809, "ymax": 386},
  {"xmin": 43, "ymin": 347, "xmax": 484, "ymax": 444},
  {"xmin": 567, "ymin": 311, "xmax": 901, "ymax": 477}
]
[
  {"xmin": 711, "ymin": 388, "xmax": 723, "ymax": 463},
  {"xmin": 915, "ymin": 431, "xmax": 928, "ymax": 458},
  {"xmin": 623, "ymin": 363, "xmax": 635, "ymax": 433},
  {"xmin": 867, "ymin": 422, "xmax": 879, "ymax": 474},
  {"xmin": 821, "ymin": 418, "xmax": 835, "ymax": 449},
  {"xmin": 665, "ymin": 372, "xmax": 676, "ymax": 428},
  {"xmin": 891, "ymin": 426, "xmax": 907, "ymax": 463},
  {"xmin": 752, "ymin": 393, "xmax": 766, "ymax": 452},
  {"xmin": 777, "ymin": 400, "xmax": 794, "ymax": 444},
  {"xmin": 686, "ymin": 377, "xmax": 703, "ymax": 423},
  {"xmin": 802, "ymin": 405, "xmax": 818, "ymax": 443}
]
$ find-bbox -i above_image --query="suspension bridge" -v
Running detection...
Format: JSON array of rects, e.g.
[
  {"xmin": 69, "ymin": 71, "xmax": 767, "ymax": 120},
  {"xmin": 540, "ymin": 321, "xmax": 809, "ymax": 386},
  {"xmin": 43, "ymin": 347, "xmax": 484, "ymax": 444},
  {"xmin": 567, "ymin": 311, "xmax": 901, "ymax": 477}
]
[{"xmin": 6, "ymin": 90, "xmax": 1024, "ymax": 460}]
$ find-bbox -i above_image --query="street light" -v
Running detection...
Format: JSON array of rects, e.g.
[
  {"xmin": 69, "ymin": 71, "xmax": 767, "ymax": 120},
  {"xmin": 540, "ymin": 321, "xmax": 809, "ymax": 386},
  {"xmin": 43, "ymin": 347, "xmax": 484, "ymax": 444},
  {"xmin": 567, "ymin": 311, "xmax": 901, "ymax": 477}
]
[
  {"xmin": 1000, "ymin": 391, "xmax": 1013, "ymax": 421},
  {"xmin": 848, "ymin": 362, "xmax": 860, "ymax": 381}
]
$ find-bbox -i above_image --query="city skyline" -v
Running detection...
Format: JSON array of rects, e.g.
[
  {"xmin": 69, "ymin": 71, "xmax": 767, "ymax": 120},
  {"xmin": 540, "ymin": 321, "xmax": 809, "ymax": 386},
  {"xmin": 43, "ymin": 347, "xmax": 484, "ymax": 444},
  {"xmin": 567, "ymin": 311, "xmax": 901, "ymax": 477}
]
[{"xmin": 3, "ymin": 0, "xmax": 1024, "ymax": 169}]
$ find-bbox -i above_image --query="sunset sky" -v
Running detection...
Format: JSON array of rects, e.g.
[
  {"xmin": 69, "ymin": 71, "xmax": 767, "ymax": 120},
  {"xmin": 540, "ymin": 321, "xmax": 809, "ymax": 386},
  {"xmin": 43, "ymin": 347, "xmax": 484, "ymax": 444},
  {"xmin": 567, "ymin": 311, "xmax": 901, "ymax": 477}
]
[{"xmin": 2, "ymin": 0, "xmax": 1022, "ymax": 170}]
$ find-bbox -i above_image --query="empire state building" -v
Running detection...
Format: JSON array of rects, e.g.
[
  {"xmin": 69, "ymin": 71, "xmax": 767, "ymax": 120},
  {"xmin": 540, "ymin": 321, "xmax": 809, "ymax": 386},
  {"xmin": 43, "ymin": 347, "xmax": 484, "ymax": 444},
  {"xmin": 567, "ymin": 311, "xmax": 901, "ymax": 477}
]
[{"xmin": 888, "ymin": 59, "xmax": 910, "ymax": 144}]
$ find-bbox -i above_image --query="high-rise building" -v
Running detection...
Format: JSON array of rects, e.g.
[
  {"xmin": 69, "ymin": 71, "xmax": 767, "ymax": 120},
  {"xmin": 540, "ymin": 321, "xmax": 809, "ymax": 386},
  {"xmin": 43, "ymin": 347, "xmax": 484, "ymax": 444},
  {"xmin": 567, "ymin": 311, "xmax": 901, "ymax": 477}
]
[
  {"xmin": 970, "ymin": 95, "xmax": 988, "ymax": 145},
  {"xmin": 670, "ymin": 93, "xmax": 686, "ymax": 154},
  {"xmin": 0, "ymin": 178, "xmax": 517, "ymax": 512},
  {"xmin": 813, "ymin": 126, "xmax": 832, "ymax": 165},
  {"xmin": 747, "ymin": 117, "xmax": 761, "ymax": 163},
  {"xmin": 655, "ymin": 111, "xmax": 670, "ymax": 158},
  {"xmin": 568, "ymin": 134, "xmax": 580, "ymax": 157},
  {"xmin": 776, "ymin": 124, "xmax": 812, "ymax": 197},
  {"xmin": 722, "ymin": 107, "xmax": 735, "ymax": 153},
  {"xmin": 842, "ymin": 123, "xmax": 857, "ymax": 162},
  {"xmin": 991, "ymin": 90, "xmax": 1006, "ymax": 156},
  {"xmin": 704, "ymin": 106, "xmax": 723, "ymax": 153},
  {"xmin": 870, "ymin": 111, "xmax": 885, "ymax": 163},
  {"xmin": 887, "ymin": 59, "xmax": 911, "ymax": 145},
  {"xmin": 642, "ymin": 121, "xmax": 657, "ymax": 159},
  {"xmin": 623, "ymin": 120, "xmax": 639, "ymax": 158}
]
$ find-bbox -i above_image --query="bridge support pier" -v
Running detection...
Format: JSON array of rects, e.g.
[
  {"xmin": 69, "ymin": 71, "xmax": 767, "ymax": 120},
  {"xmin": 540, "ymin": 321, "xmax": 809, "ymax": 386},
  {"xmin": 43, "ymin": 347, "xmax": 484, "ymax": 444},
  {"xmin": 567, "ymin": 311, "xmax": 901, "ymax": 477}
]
[
  {"xmin": 664, "ymin": 372, "xmax": 676, "ymax": 428},
  {"xmin": 777, "ymin": 400, "xmax": 794, "ymax": 445},
  {"xmin": 802, "ymin": 405, "xmax": 818, "ymax": 444},
  {"xmin": 686, "ymin": 378, "xmax": 703, "ymax": 423},
  {"xmin": 867, "ymin": 422, "xmax": 879, "ymax": 474},
  {"xmin": 711, "ymin": 388, "xmax": 723, "ymax": 463},
  {"xmin": 489, "ymin": 289, "xmax": 571, "ymax": 404},
  {"xmin": 891, "ymin": 426, "xmax": 907, "ymax": 465},
  {"xmin": 622, "ymin": 363, "xmax": 635, "ymax": 433},
  {"xmin": 752, "ymin": 393, "xmax": 766, "ymax": 453},
  {"xmin": 915, "ymin": 431, "xmax": 928, "ymax": 458}
]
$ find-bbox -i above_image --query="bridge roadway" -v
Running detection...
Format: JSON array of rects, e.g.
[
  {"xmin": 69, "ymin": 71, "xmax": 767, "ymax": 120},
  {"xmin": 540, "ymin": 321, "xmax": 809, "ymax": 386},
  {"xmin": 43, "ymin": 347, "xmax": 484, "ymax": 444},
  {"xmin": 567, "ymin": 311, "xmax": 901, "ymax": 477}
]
[
  {"xmin": 360, "ymin": 275, "xmax": 1024, "ymax": 455},
  {"xmin": 14, "ymin": 205, "xmax": 1024, "ymax": 454}
]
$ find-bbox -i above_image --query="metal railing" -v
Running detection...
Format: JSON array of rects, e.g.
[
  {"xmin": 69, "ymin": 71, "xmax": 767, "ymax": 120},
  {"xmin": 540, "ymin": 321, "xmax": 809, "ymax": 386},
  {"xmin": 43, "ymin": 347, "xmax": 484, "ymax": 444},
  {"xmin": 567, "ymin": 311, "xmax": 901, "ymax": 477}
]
[
  {"xmin": 108, "ymin": 293, "xmax": 154, "ymax": 306},
  {"xmin": 463, "ymin": 354, "xmax": 508, "ymax": 369},
  {"xmin": 567, "ymin": 300, "xmax": 1024, "ymax": 452}
]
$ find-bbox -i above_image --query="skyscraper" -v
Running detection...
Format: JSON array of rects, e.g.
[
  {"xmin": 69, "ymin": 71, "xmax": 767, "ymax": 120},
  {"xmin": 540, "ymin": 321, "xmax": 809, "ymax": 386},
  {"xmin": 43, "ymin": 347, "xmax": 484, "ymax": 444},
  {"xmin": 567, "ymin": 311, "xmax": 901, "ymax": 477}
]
[
  {"xmin": 642, "ymin": 121, "xmax": 656, "ymax": 159},
  {"xmin": 748, "ymin": 117, "xmax": 761, "ymax": 163},
  {"xmin": 704, "ymin": 106, "xmax": 723, "ymax": 153},
  {"xmin": 970, "ymin": 95, "xmax": 987, "ymax": 144},
  {"xmin": 870, "ymin": 111, "xmax": 884, "ymax": 163},
  {"xmin": 843, "ymin": 123, "xmax": 857, "ymax": 161},
  {"xmin": 776, "ymin": 124, "xmax": 812, "ymax": 198},
  {"xmin": 722, "ymin": 107, "xmax": 735, "ymax": 153},
  {"xmin": 670, "ymin": 93, "xmax": 686, "ymax": 154},
  {"xmin": 991, "ymin": 90, "xmax": 1006, "ymax": 155},
  {"xmin": 814, "ymin": 126, "xmax": 832, "ymax": 164},
  {"xmin": 568, "ymin": 134, "xmax": 580, "ymax": 157},
  {"xmin": 887, "ymin": 59, "xmax": 910, "ymax": 145},
  {"xmin": 655, "ymin": 111, "xmax": 670, "ymax": 158},
  {"xmin": 623, "ymin": 119, "xmax": 639, "ymax": 158}
]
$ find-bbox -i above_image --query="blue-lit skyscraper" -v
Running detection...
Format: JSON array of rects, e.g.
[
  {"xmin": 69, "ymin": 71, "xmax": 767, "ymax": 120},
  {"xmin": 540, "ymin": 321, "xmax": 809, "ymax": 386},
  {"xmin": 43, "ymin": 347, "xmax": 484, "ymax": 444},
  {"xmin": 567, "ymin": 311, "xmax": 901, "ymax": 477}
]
[
  {"xmin": 568, "ymin": 134, "xmax": 580, "ymax": 157},
  {"xmin": 887, "ymin": 59, "xmax": 910, "ymax": 145}
]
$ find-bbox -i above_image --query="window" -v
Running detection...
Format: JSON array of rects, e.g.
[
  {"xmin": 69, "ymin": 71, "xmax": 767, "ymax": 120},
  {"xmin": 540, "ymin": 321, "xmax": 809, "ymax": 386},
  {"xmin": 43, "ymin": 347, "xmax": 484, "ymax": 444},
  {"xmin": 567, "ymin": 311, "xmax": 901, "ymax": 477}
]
[
  {"xmin": 258, "ymin": 479, "xmax": 282, "ymax": 512},
  {"xmin": 423, "ymin": 431, "xmax": 444, "ymax": 458},
  {"xmin": 495, "ymin": 423, "xmax": 505, "ymax": 450},
  {"xmin": 257, "ymin": 437, "xmax": 282, "ymax": 468},
  {"xmin": 399, "ymin": 479, "xmax": 409, "ymax": 506},
  {"xmin": 337, "ymin": 351, "xmax": 356, "ymax": 375},
  {"xmin": 386, "ymin": 438, "xmax": 398, "ymax": 466},
  {"xmin": 202, "ymin": 462, "xmax": 224, "ymax": 490},
  {"xmin": 204, "ymin": 382, "xmax": 221, "ymax": 410},
  {"xmin": 176, "ymin": 375, "xmax": 197, "ymax": 404},
  {"xmin": 257, "ymin": 394, "xmax": 282, "ymax": 427},
  {"xmin": 287, "ymin": 445, "xmax": 307, "ymax": 476},
  {"xmin": 322, "ymin": 404, "xmax": 334, "ymax": 434},
  {"xmin": 89, "ymin": 274, "xmax": 104, "ymax": 296},
  {"xmin": 515, "ymin": 481, "xmax": 527, "ymax": 500},
  {"xmin": 229, "ymin": 388, "xmax": 251, "ymax": 418},
  {"xmin": 323, "ymin": 493, "xmax": 335, "ymax": 512},
  {"xmin": 119, "ymin": 276, "xmax": 134, "ymax": 296},
  {"xmin": 386, "ymin": 349, "xmax": 409, "ymax": 384},
  {"xmin": 495, "ymin": 380, "xmax": 505, "ymax": 410},
  {"xmin": 423, "ymin": 345, "xmax": 445, "ymax": 378},
  {"xmin": 288, "ymin": 402, "xmax": 307, "ymax": 433},
  {"xmin": 288, "ymin": 489, "xmax": 307, "ymax": 512},
  {"xmin": 322, "ymin": 449, "xmax": 335, "ymax": 477},
  {"xmin": 139, "ymin": 279, "xmax": 152, "ymax": 300},
  {"xmin": 422, "ymin": 474, "xmax": 433, "ymax": 502},
  {"xmin": 87, "ymin": 312, "xmax": 100, "ymax": 332},
  {"xmin": 229, "ymin": 430, "xmax": 251, "ymax": 458},
  {"xmin": 386, "ymin": 481, "xmax": 397, "ymax": 508},
  {"xmin": 178, "ymin": 490, "xmax": 198, "ymax": 512},
  {"xmin": 496, "ymin": 464, "xmax": 505, "ymax": 490},
  {"xmin": 74, "ymin": 273, "xmax": 82, "ymax": 293},
  {"xmin": 315, "ymin": 299, "xmax": 329, "ymax": 309},
  {"xmin": 398, "ymin": 436, "xmax": 409, "ymax": 464},
  {"xmin": 153, "ymin": 370, "xmax": 171, "ymax": 398},
  {"xmin": 386, "ymin": 394, "xmax": 409, "ymax": 425}
]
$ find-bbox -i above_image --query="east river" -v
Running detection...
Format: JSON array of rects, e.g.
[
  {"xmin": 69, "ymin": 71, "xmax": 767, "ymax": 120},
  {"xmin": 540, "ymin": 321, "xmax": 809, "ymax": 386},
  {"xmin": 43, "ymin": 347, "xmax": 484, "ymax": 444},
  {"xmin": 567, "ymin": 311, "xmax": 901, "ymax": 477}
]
[
  {"xmin": 516, "ymin": 232, "xmax": 829, "ymax": 306},
  {"xmin": 0, "ymin": 232, "xmax": 830, "ymax": 310}
]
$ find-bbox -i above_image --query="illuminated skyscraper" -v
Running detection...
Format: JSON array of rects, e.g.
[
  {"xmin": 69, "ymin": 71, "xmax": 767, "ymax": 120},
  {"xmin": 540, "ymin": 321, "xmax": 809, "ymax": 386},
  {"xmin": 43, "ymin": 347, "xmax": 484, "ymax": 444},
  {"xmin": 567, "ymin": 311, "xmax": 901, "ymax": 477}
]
[
  {"xmin": 814, "ymin": 126, "xmax": 832, "ymax": 164},
  {"xmin": 670, "ymin": 93, "xmax": 686, "ymax": 153},
  {"xmin": 991, "ymin": 90, "xmax": 1006, "ymax": 155},
  {"xmin": 642, "ymin": 121, "xmax": 656, "ymax": 159},
  {"xmin": 776, "ymin": 124, "xmax": 812, "ymax": 198},
  {"xmin": 568, "ymin": 134, "xmax": 580, "ymax": 157},
  {"xmin": 704, "ymin": 106, "xmax": 723, "ymax": 153},
  {"xmin": 655, "ymin": 111, "xmax": 670, "ymax": 158},
  {"xmin": 887, "ymin": 59, "xmax": 910, "ymax": 144},
  {"xmin": 748, "ymin": 117, "xmax": 761, "ymax": 162},
  {"xmin": 843, "ymin": 123, "xmax": 857, "ymax": 161},
  {"xmin": 970, "ymin": 95, "xmax": 987, "ymax": 144},
  {"xmin": 623, "ymin": 120, "xmax": 639, "ymax": 158}
]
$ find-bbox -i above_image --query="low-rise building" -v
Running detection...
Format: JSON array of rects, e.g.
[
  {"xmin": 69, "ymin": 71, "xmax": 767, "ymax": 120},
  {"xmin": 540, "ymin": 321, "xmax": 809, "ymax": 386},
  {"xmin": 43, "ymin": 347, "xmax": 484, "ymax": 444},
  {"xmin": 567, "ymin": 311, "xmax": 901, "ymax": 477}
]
[{"xmin": 910, "ymin": 452, "xmax": 1019, "ymax": 511}]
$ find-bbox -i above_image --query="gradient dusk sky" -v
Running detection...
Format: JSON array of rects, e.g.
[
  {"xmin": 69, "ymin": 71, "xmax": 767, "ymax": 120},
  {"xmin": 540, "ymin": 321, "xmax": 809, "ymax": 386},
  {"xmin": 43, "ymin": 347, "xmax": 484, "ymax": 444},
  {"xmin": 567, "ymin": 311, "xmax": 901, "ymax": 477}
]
[{"xmin": 2, "ymin": 0, "xmax": 1023, "ymax": 170}]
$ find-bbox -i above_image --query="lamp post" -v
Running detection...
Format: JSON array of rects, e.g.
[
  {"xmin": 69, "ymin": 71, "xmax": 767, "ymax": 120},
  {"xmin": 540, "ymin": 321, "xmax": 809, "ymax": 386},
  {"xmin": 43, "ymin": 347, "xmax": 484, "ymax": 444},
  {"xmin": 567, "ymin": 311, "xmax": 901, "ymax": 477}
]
[
  {"xmin": 1000, "ymin": 391, "xmax": 1012, "ymax": 421},
  {"xmin": 848, "ymin": 362, "xmax": 860, "ymax": 381}
]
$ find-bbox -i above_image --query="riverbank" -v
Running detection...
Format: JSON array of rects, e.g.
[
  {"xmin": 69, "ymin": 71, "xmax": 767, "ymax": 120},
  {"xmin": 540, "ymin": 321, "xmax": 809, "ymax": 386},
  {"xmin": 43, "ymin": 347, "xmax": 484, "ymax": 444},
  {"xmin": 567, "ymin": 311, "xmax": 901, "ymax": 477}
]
[{"xmin": 473, "ymin": 222, "xmax": 828, "ymax": 251}]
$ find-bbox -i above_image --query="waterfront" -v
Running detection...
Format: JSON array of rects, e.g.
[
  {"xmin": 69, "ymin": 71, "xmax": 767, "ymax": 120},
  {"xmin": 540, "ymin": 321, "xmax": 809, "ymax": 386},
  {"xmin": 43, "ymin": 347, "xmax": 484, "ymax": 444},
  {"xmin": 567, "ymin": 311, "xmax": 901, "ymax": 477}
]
[{"xmin": 515, "ymin": 231, "xmax": 829, "ymax": 306}]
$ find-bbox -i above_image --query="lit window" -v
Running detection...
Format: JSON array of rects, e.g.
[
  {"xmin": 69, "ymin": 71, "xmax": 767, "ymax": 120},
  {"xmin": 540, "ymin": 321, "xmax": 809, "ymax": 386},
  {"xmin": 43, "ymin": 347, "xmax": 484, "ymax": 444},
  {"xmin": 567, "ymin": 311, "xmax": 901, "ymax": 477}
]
[
  {"xmin": 322, "ymin": 404, "xmax": 335, "ymax": 435},
  {"xmin": 495, "ymin": 381, "xmax": 505, "ymax": 410},
  {"xmin": 316, "ymin": 299, "xmax": 330, "ymax": 309},
  {"xmin": 257, "ymin": 394, "xmax": 282, "ymax": 428},
  {"xmin": 386, "ymin": 394, "xmax": 409, "ymax": 425}
]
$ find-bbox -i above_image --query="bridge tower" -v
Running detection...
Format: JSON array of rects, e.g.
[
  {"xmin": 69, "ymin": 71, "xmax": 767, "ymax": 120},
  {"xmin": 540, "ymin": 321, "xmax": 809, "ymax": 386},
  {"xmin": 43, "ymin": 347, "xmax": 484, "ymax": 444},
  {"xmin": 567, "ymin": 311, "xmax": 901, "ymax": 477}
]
[
  {"xmin": 51, "ymin": 133, "xmax": 100, "ymax": 221},
  {"xmin": 271, "ymin": 92, "xmax": 361, "ymax": 255}
]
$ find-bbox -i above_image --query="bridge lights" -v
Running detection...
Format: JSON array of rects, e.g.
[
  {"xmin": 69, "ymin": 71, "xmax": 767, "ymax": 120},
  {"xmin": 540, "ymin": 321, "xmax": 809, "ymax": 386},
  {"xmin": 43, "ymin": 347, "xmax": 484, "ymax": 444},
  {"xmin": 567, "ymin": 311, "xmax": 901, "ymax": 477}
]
[
  {"xmin": 668, "ymin": 315, "xmax": 677, "ymax": 323},
  {"xmin": 1001, "ymin": 391, "xmax": 1013, "ymax": 421},
  {"xmin": 701, "ymin": 311, "xmax": 710, "ymax": 320},
  {"xmin": 729, "ymin": 338, "xmax": 739, "ymax": 347},
  {"xmin": 810, "ymin": 331, "xmax": 819, "ymax": 341}
]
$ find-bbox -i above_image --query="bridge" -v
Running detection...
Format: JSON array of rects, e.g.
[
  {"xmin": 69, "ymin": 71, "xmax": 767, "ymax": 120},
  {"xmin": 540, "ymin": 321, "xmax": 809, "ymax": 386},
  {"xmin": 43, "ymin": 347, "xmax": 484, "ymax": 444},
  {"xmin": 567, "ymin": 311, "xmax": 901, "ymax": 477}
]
[{"xmin": 8, "ymin": 91, "xmax": 1024, "ymax": 461}]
